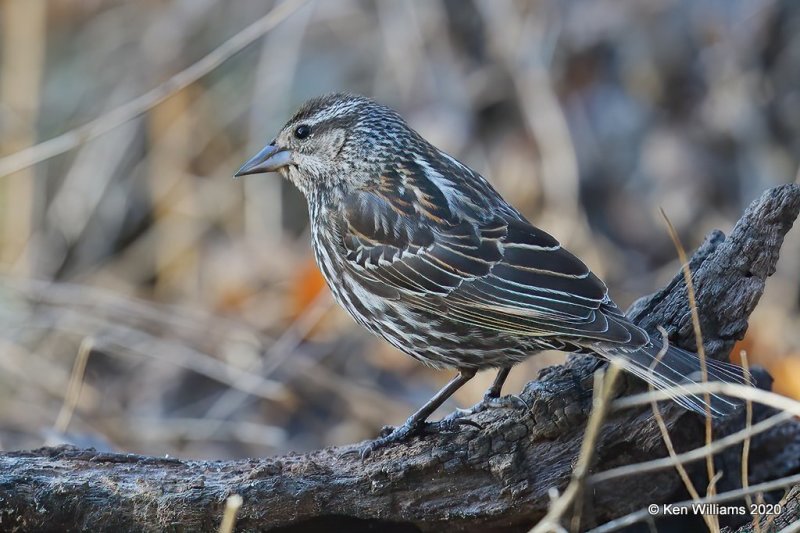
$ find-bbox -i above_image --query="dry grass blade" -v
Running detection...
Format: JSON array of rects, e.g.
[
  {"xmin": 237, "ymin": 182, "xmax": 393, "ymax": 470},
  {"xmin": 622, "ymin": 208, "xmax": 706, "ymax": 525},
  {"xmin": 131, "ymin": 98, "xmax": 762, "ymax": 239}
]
[
  {"xmin": 218, "ymin": 494, "xmax": 243, "ymax": 533},
  {"xmin": 614, "ymin": 382, "xmax": 800, "ymax": 414},
  {"xmin": 53, "ymin": 337, "xmax": 94, "ymax": 433},
  {"xmin": 762, "ymin": 482, "xmax": 796, "ymax": 531},
  {"xmin": 740, "ymin": 351, "xmax": 760, "ymax": 533},
  {"xmin": 646, "ymin": 327, "xmax": 710, "ymax": 528},
  {"xmin": 589, "ymin": 410, "xmax": 795, "ymax": 485},
  {"xmin": 530, "ymin": 363, "xmax": 622, "ymax": 533},
  {"xmin": 0, "ymin": 0, "xmax": 311, "ymax": 179},
  {"xmin": 0, "ymin": 0, "xmax": 45, "ymax": 272},
  {"xmin": 587, "ymin": 473, "xmax": 800, "ymax": 533},
  {"xmin": 659, "ymin": 207, "xmax": 717, "ymax": 528}
]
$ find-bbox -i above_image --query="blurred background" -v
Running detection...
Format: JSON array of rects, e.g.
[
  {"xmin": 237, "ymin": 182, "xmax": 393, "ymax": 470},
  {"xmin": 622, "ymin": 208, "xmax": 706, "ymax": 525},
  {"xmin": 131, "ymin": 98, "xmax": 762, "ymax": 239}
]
[{"xmin": 0, "ymin": 0, "xmax": 798, "ymax": 460}]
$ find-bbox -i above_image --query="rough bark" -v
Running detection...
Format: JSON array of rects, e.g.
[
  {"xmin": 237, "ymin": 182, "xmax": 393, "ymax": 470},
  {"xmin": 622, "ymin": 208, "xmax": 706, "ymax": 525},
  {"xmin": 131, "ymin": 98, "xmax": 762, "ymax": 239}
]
[{"xmin": 1, "ymin": 184, "xmax": 799, "ymax": 533}]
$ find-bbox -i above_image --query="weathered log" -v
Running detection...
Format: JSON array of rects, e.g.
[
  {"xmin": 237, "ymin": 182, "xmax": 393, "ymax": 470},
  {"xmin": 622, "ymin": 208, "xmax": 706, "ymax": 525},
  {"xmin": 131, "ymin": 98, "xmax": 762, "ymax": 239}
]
[{"xmin": 1, "ymin": 184, "xmax": 799, "ymax": 533}]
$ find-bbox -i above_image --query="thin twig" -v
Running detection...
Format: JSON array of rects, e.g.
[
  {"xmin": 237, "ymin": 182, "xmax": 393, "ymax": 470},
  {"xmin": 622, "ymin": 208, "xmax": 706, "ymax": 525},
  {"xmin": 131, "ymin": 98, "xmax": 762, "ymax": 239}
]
[
  {"xmin": 587, "ymin": 473, "xmax": 800, "ymax": 533},
  {"xmin": 53, "ymin": 337, "xmax": 94, "ymax": 433},
  {"xmin": 763, "ymin": 486, "xmax": 796, "ymax": 531},
  {"xmin": 646, "ymin": 327, "xmax": 710, "ymax": 528},
  {"xmin": 0, "ymin": 0, "xmax": 311, "ymax": 179},
  {"xmin": 706, "ymin": 470, "xmax": 723, "ymax": 499},
  {"xmin": 659, "ymin": 207, "xmax": 718, "ymax": 531},
  {"xmin": 589, "ymin": 410, "xmax": 795, "ymax": 486},
  {"xmin": 218, "ymin": 494, "xmax": 243, "ymax": 533},
  {"xmin": 530, "ymin": 363, "xmax": 622, "ymax": 533},
  {"xmin": 740, "ymin": 351, "xmax": 760, "ymax": 533},
  {"xmin": 614, "ymin": 382, "xmax": 800, "ymax": 414}
]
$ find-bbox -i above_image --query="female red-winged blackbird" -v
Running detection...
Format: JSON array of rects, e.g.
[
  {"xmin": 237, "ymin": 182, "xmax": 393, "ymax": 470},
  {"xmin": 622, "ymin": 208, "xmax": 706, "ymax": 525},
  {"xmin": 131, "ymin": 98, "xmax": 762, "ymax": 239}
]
[{"xmin": 236, "ymin": 93, "xmax": 744, "ymax": 456}]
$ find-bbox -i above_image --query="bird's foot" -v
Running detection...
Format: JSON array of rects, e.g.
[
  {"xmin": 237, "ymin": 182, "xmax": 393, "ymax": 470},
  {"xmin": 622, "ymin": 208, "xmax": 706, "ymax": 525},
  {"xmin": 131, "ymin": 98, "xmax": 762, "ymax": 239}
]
[
  {"xmin": 357, "ymin": 416, "xmax": 481, "ymax": 460},
  {"xmin": 481, "ymin": 391, "xmax": 530, "ymax": 412},
  {"xmin": 358, "ymin": 421, "xmax": 418, "ymax": 459},
  {"xmin": 433, "ymin": 393, "xmax": 528, "ymax": 432},
  {"xmin": 345, "ymin": 395, "xmax": 525, "ymax": 460},
  {"xmin": 450, "ymin": 392, "xmax": 530, "ymax": 419}
]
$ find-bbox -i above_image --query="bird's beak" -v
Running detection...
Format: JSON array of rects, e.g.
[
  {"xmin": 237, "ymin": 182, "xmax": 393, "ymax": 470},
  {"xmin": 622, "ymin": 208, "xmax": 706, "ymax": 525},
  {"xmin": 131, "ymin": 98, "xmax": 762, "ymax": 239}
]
[{"xmin": 234, "ymin": 143, "xmax": 293, "ymax": 177}]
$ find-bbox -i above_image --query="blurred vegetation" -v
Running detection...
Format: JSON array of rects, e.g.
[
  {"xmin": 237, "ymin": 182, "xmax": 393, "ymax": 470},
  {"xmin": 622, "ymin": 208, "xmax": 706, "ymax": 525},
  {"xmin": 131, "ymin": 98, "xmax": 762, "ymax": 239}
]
[{"xmin": 0, "ymin": 0, "xmax": 798, "ymax": 460}]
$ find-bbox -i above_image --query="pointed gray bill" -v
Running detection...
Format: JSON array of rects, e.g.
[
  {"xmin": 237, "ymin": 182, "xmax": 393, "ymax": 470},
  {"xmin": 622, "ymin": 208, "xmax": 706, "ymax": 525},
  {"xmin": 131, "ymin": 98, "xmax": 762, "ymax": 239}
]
[{"xmin": 234, "ymin": 144, "xmax": 293, "ymax": 177}]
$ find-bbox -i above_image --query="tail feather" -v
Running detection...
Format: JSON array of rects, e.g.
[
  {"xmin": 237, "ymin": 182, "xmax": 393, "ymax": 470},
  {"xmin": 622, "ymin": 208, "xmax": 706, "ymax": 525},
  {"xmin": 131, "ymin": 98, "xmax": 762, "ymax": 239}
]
[{"xmin": 596, "ymin": 341, "xmax": 747, "ymax": 417}]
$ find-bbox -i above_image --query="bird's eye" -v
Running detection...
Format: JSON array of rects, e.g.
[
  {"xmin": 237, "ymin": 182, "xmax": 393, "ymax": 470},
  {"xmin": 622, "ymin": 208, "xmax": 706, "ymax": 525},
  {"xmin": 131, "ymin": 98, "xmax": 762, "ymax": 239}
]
[{"xmin": 294, "ymin": 125, "xmax": 311, "ymax": 140}]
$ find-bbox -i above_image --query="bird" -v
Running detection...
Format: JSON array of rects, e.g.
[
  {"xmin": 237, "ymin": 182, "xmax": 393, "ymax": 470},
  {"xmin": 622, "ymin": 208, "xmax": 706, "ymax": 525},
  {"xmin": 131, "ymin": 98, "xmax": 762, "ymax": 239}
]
[{"xmin": 236, "ymin": 93, "xmax": 745, "ymax": 457}]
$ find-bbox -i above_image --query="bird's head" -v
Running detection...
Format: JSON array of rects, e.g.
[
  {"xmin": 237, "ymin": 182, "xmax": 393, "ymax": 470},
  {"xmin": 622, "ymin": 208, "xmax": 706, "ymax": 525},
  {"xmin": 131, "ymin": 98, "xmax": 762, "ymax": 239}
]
[{"xmin": 235, "ymin": 93, "xmax": 412, "ymax": 202}]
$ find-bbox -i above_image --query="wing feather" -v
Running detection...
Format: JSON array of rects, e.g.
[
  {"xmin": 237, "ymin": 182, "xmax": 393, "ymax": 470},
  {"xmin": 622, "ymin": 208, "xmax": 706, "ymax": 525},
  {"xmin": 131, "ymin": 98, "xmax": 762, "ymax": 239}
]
[{"xmin": 338, "ymin": 181, "xmax": 643, "ymax": 346}]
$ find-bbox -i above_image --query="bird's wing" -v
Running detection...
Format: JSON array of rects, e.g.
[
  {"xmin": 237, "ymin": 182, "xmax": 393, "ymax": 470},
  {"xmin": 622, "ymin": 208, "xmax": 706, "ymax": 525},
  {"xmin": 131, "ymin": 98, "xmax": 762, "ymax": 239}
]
[{"xmin": 336, "ymin": 183, "xmax": 645, "ymax": 345}]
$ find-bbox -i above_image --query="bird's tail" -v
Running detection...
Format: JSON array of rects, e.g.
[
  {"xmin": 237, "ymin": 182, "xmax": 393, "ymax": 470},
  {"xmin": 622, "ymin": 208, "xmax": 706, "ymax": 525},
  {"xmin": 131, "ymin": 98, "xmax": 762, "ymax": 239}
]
[{"xmin": 596, "ymin": 340, "xmax": 747, "ymax": 417}]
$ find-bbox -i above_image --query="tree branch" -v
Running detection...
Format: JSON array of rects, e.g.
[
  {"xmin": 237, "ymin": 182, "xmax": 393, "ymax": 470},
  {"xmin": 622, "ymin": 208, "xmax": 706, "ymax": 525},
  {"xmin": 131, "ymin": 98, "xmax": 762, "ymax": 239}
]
[{"xmin": 2, "ymin": 184, "xmax": 799, "ymax": 532}]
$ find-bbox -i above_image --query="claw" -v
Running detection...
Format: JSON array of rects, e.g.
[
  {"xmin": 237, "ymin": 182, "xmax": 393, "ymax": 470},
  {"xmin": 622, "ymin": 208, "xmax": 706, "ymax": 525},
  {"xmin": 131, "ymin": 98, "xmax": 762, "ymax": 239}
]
[
  {"xmin": 460, "ymin": 418, "xmax": 483, "ymax": 430},
  {"xmin": 360, "ymin": 444, "xmax": 375, "ymax": 460},
  {"xmin": 357, "ymin": 421, "xmax": 419, "ymax": 460},
  {"xmin": 356, "ymin": 412, "xmax": 485, "ymax": 459},
  {"xmin": 451, "ymin": 393, "xmax": 530, "ymax": 419},
  {"xmin": 339, "ymin": 446, "xmax": 364, "ymax": 458},
  {"xmin": 430, "ymin": 417, "xmax": 482, "ymax": 432},
  {"xmin": 480, "ymin": 393, "xmax": 530, "ymax": 412},
  {"xmin": 502, "ymin": 394, "xmax": 531, "ymax": 411}
]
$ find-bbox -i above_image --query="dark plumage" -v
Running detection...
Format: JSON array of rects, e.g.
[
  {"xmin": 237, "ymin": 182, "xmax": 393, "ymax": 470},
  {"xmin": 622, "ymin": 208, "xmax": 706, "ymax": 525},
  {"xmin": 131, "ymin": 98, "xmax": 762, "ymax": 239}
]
[{"xmin": 236, "ymin": 93, "xmax": 745, "ymax": 456}]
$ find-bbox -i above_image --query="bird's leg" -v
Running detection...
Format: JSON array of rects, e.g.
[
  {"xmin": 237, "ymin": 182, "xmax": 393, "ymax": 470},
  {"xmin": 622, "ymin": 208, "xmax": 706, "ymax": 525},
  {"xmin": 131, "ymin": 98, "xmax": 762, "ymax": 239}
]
[
  {"xmin": 481, "ymin": 366, "xmax": 529, "ymax": 410},
  {"xmin": 485, "ymin": 366, "xmax": 512, "ymax": 399},
  {"xmin": 360, "ymin": 369, "xmax": 477, "ymax": 459},
  {"xmin": 442, "ymin": 367, "xmax": 529, "ymax": 423}
]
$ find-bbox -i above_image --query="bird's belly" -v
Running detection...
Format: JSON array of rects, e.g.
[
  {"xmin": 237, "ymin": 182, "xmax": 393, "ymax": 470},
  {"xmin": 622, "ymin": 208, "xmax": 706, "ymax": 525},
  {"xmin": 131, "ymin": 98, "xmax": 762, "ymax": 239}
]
[
  {"xmin": 311, "ymin": 233, "xmax": 538, "ymax": 369},
  {"xmin": 328, "ymin": 271, "xmax": 533, "ymax": 369}
]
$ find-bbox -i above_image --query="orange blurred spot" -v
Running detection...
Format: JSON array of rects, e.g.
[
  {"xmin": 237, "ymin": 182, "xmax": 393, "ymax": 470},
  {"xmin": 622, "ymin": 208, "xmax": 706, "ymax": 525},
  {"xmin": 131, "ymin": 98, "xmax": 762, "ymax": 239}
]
[
  {"xmin": 732, "ymin": 330, "xmax": 800, "ymax": 400},
  {"xmin": 767, "ymin": 356, "xmax": 800, "ymax": 401},
  {"xmin": 290, "ymin": 256, "xmax": 327, "ymax": 319},
  {"xmin": 730, "ymin": 336, "xmax": 756, "ymax": 366}
]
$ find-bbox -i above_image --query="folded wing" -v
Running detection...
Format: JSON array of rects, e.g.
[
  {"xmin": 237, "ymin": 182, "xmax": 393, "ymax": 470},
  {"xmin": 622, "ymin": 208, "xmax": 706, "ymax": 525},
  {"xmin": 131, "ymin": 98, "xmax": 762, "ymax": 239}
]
[{"xmin": 338, "ymin": 186, "xmax": 647, "ymax": 347}]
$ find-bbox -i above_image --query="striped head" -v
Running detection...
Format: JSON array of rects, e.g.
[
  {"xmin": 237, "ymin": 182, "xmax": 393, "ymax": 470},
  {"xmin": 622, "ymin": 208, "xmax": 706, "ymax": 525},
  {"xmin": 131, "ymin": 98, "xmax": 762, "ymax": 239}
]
[{"xmin": 235, "ymin": 93, "xmax": 414, "ymax": 204}]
